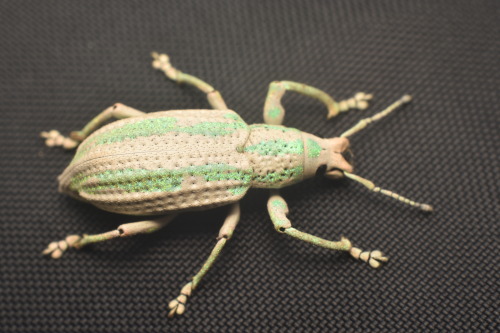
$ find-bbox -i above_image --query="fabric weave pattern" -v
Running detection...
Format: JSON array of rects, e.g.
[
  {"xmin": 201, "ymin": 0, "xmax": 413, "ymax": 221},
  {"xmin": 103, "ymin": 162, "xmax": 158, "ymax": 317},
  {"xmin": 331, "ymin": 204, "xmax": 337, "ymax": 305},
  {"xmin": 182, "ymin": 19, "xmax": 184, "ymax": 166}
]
[{"xmin": 0, "ymin": 1, "xmax": 497, "ymax": 331}]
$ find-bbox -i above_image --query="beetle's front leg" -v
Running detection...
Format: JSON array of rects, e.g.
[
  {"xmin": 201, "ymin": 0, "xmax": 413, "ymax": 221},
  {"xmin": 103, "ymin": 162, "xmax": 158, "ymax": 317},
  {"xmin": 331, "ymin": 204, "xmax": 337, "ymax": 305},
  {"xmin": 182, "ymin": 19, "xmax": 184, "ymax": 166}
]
[
  {"xmin": 263, "ymin": 80, "xmax": 373, "ymax": 125},
  {"xmin": 42, "ymin": 215, "xmax": 176, "ymax": 259},
  {"xmin": 168, "ymin": 203, "xmax": 240, "ymax": 318},
  {"xmin": 40, "ymin": 103, "xmax": 145, "ymax": 149},
  {"xmin": 267, "ymin": 191, "xmax": 388, "ymax": 268}
]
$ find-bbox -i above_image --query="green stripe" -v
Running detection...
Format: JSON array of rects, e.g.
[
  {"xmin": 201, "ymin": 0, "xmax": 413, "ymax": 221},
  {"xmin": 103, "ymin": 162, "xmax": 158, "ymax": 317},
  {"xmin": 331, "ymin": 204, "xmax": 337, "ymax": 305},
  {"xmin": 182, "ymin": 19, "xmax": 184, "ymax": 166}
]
[
  {"xmin": 73, "ymin": 116, "xmax": 247, "ymax": 163},
  {"xmin": 71, "ymin": 163, "xmax": 252, "ymax": 194},
  {"xmin": 179, "ymin": 121, "xmax": 246, "ymax": 137},
  {"xmin": 224, "ymin": 113, "xmax": 241, "ymax": 121},
  {"xmin": 267, "ymin": 107, "xmax": 282, "ymax": 119}
]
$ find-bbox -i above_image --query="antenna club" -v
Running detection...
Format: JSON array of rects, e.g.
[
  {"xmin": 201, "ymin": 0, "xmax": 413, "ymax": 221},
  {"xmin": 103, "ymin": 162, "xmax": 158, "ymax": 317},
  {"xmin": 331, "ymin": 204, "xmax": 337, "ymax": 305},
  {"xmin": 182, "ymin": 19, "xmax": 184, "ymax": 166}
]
[
  {"xmin": 421, "ymin": 204, "xmax": 434, "ymax": 212},
  {"xmin": 401, "ymin": 95, "xmax": 412, "ymax": 103}
]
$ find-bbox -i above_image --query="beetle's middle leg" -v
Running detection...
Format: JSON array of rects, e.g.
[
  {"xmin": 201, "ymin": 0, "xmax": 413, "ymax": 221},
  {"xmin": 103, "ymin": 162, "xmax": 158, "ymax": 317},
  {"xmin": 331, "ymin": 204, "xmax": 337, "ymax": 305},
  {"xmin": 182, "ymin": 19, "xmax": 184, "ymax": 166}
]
[
  {"xmin": 42, "ymin": 215, "xmax": 176, "ymax": 259},
  {"xmin": 167, "ymin": 203, "xmax": 240, "ymax": 318},
  {"xmin": 151, "ymin": 52, "xmax": 228, "ymax": 110},
  {"xmin": 263, "ymin": 80, "xmax": 373, "ymax": 125},
  {"xmin": 40, "ymin": 103, "xmax": 145, "ymax": 149},
  {"xmin": 267, "ymin": 191, "xmax": 388, "ymax": 268}
]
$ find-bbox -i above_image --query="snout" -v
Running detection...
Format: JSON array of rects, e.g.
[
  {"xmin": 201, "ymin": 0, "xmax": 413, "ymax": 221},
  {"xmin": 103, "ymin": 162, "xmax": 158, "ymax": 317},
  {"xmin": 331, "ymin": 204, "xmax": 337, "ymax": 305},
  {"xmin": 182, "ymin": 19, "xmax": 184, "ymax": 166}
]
[{"xmin": 325, "ymin": 137, "xmax": 353, "ymax": 179}]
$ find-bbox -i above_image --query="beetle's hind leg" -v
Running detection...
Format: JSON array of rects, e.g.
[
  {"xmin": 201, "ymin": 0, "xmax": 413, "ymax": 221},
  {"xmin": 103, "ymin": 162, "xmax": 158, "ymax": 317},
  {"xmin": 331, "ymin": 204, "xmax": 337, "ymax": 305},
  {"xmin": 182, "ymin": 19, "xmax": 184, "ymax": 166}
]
[
  {"xmin": 42, "ymin": 215, "xmax": 175, "ymax": 259},
  {"xmin": 168, "ymin": 203, "xmax": 240, "ymax": 318},
  {"xmin": 40, "ymin": 103, "xmax": 145, "ymax": 149},
  {"xmin": 151, "ymin": 52, "xmax": 228, "ymax": 110},
  {"xmin": 263, "ymin": 80, "xmax": 373, "ymax": 125},
  {"xmin": 267, "ymin": 191, "xmax": 388, "ymax": 268}
]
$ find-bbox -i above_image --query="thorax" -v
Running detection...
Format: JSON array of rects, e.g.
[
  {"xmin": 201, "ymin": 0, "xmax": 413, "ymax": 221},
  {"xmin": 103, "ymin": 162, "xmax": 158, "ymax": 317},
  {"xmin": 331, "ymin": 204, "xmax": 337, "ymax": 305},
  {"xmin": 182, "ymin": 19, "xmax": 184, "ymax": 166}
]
[{"xmin": 244, "ymin": 124, "xmax": 326, "ymax": 188}]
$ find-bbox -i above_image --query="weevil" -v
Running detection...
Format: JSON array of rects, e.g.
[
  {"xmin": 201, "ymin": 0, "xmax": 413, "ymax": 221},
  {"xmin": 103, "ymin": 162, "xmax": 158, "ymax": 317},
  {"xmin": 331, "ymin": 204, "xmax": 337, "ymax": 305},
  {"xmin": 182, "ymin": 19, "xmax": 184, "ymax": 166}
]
[{"xmin": 41, "ymin": 52, "xmax": 433, "ymax": 317}]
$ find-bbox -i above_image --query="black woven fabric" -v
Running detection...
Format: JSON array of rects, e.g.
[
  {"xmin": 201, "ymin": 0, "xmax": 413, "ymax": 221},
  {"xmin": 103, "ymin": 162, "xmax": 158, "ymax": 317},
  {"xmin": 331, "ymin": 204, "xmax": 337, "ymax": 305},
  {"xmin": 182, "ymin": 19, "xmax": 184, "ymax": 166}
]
[{"xmin": 1, "ymin": 1, "xmax": 498, "ymax": 332}]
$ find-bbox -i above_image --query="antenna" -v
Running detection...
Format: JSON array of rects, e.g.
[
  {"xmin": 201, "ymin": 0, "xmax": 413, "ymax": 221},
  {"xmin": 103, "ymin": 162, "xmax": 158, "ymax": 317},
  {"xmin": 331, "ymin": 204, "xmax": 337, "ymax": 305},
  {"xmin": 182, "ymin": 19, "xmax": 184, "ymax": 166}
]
[
  {"xmin": 341, "ymin": 95, "xmax": 412, "ymax": 138},
  {"xmin": 344, "ymin": 171, "xmax": 433, "ymax": 212}
]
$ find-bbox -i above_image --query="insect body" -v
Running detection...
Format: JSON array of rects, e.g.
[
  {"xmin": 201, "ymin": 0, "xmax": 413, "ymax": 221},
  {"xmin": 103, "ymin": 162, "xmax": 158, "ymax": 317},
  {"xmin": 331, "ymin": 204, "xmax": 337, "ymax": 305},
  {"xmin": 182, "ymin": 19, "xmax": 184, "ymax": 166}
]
[{"xmin": 41, "ymin": 53, "xmax": 432, "ymax": 317}]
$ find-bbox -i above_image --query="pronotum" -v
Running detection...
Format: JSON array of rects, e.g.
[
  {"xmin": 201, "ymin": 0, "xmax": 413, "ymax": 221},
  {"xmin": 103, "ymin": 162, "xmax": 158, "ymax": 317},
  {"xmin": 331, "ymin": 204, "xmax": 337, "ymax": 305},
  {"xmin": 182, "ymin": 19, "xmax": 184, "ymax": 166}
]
[{"xmin": 41, "ymin": 52, "xmax": 433, "ymax": 317}]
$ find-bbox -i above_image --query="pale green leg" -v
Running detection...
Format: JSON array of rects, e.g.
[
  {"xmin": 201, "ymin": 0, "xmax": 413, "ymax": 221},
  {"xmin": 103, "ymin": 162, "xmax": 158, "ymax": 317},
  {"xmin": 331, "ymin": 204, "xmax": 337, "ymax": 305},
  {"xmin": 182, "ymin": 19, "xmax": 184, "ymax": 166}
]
[
  {"xmin": 267, "ymin": 190, "xmax": 388, "ymax": 268},
  {"xmin": 151, "ymin": 52, "xmax": 228, "ymax": 110},
  {"xmin": 168, "ymin": 203, "xmax": 240, "ymax": 318},
  {"xmin": 42, "ymin": 215, "xmax": 176, "ymax": 259},
  {"xmin": 263, "ymin": 80, "xmax": 373, "ymax": 125},
  {"xmin": 40, "ymin": 103, "xmax": 145, "ymax": 149}
]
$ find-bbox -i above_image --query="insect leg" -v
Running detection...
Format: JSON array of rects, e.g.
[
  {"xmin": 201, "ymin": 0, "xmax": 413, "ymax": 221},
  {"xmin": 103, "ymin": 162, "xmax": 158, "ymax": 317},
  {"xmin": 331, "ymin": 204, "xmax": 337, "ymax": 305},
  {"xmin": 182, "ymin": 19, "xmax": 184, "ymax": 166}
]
[
  {"xmin": 151, "ymin": 52, "xmax": 227, "ymax": 110},
  {"xmin": 267, "ymin": 190, "xmax": 388, "ymax": 268},
  {"xmin": 40, "ymin": 103, "xmax": 145, "ymax": 149},
  {"xmin": 168, "ymin": 203, "xmax": 240, "ymax": 318},
  {"xmin": 263, "ymin": 80, "xmax": 372, "ymax": 125},
  {"xmin": 42, "ymin": 215, "xmax": 176, "ymax": 259}
]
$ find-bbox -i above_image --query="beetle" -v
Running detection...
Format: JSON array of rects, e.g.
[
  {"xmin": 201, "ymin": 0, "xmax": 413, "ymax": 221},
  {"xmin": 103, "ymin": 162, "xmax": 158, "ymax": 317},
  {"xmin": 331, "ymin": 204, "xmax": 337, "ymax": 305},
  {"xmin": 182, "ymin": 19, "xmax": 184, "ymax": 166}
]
[{"xmin": 41, "ymin": 52, "xmax": 432, "ymax": 317}]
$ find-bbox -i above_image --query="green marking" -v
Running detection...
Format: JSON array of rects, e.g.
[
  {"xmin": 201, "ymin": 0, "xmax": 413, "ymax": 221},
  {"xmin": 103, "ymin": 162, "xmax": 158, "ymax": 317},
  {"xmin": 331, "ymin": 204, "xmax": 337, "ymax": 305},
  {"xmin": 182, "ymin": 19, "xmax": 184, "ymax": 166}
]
[
  {"xmin": 192, "ymin": 238, "xmax": 226, "ymax": 289},
  {"xmin": 73, "ymin": 117, "xmax": 177, "ymax": 162},
  {"xmin": 252, "ymin": 166, "xmax": 304, "ymax": 184},
  {"xmin": 89, "ymin": 117, "xmax": 177, "ymax": 146},
  {"xmin": 244, "ymin": 139, "xmax": 304, "ymax": 156},
  {"xmin": 250, "ymin": 124, "xmax": 300, "ymax": 133},
  {"xmin": 306, "ymin": 138, "xmax": 322, "ymax": 158},
  {"xmin": 284, "ymin": 228, "xmax": 351, "ymax": 251},
  {"xmin": 227, "ymin": 186, "xmax": 248, "ymax": 196},
  {"xmin": 267, "ymin": 107, "xmax": 282, "ymax": 119},
  {"xmin": 224, "ymin": 113, "xmax": 241, "ymax": 121},
  {"xmin": 72, "ymin": 116, "xmax": 247, "ymax": 163},
  {"xmin": 271, "ymin": 199, "xmax": 286, "ymax": 209},
  {"xmin": 269, "ymin": 199, "xmax": 289, "ymax": 228},
  {"xmin": 70, "ymin": 164, "xmax": 252, "ymax": 194},
  {"xmin": 179, "ymin": 121, "xmax": 246, "ymax": 137}
]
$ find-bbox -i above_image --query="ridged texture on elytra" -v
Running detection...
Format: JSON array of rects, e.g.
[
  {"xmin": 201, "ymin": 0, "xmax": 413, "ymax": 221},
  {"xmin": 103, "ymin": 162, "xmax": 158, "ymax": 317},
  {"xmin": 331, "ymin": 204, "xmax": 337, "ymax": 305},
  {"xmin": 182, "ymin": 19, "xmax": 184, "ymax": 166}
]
[{"xmin": 58, "ymin": 110, "xmax": 251, "ymax": 215}]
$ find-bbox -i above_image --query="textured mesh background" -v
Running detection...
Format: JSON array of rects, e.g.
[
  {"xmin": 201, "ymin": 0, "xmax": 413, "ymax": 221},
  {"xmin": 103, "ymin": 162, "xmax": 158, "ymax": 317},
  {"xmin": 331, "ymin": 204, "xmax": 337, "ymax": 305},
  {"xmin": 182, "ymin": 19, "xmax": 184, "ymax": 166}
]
[{"xmin": 0, "ymin": 1, "xmax": 498, "ymax": 332}]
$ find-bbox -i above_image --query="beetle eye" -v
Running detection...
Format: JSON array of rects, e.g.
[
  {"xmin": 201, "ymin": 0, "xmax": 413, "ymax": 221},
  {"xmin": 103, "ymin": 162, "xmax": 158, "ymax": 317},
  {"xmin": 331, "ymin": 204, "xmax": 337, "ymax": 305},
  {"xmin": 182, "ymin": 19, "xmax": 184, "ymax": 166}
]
[{"xmin": 342, "ymin": 148, "xmax": 354, "ymax": 168}]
